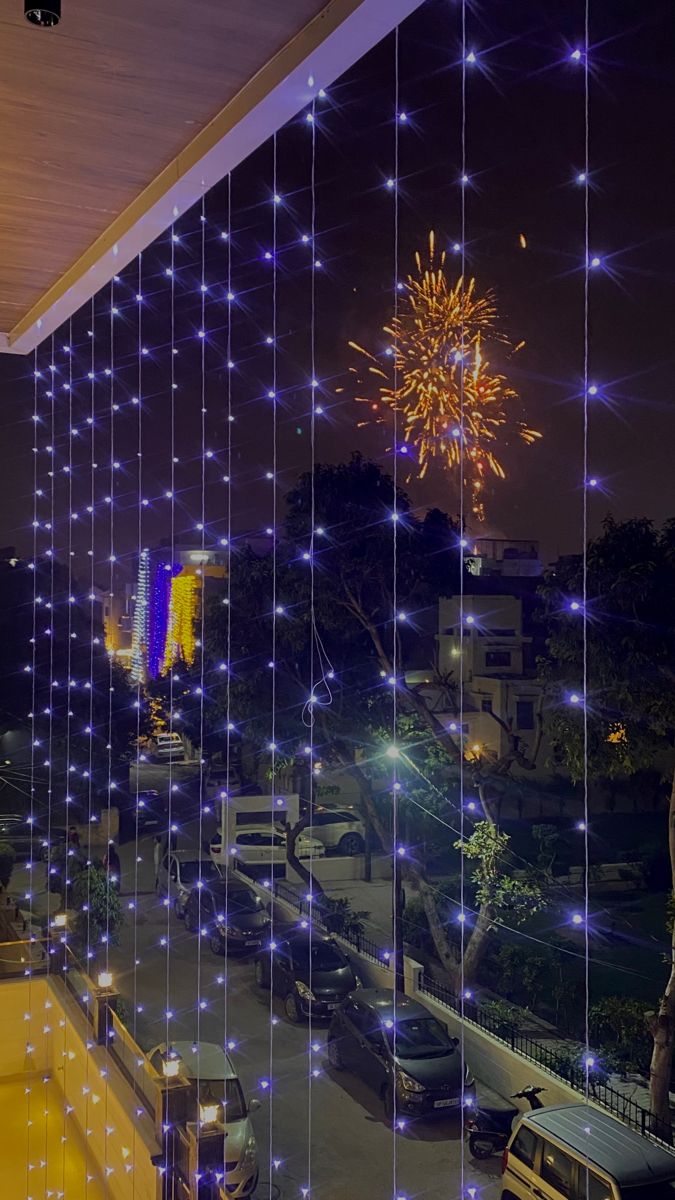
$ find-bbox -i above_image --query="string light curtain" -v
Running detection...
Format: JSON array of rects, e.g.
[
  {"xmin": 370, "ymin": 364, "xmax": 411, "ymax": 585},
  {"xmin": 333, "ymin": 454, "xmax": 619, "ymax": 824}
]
[{"xmin": 16, "ymin": 5, "xmax": 648, "ymax": 1198}]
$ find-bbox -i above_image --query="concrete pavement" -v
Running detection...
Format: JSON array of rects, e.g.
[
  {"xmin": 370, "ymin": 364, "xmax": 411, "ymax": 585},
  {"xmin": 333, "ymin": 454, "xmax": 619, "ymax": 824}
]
[{"xmin": 109, "ymin": 833, "xmax": 501, "ymax": 1200}]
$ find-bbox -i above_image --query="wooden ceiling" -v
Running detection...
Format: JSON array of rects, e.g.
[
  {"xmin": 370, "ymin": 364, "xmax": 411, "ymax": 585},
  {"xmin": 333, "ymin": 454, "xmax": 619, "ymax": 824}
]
[{"xmin": 0, "ymin": 0, "xmax": 422, "ymax": 354}]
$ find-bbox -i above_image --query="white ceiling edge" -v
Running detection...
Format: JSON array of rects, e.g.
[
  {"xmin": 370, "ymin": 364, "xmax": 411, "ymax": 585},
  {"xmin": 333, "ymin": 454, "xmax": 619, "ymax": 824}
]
[{"xmin": 2, "ymin": 0, "xmax": 424, "ymax": 356}]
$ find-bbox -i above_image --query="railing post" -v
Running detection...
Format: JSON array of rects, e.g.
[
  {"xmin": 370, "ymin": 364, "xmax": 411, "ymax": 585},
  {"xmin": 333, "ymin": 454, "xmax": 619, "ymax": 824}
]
[{"xmin": 93, "ymin": 982, "xmax": 120, "ymax": 1046}]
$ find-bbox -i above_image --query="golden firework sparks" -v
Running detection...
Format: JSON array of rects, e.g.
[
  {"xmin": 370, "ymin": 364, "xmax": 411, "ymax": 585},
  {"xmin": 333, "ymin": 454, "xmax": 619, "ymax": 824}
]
[{"xmin": 350, "ymin": 231, "xmax": 541, "ymax": 519}]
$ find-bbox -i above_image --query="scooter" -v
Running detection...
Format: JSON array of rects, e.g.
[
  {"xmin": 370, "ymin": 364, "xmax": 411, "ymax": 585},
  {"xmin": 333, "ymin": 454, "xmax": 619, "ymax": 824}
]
[{"xmin": 466, "ymin": 1085, "xmax": 546, "ymax": 1159}]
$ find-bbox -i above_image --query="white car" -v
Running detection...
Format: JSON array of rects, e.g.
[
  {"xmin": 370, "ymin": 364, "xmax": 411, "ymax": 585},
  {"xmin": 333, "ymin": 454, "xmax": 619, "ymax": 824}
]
[
  {"xmin": 155, "ymin": 849, "xmax": 222, "ymax": 918},
  {"xmin": 209, "ymin": 824, "xmax": 326, "ymax": 866},
  {"xmin": 147, "ymin": 1041, "xmax": 259, "ymax": 1197},
  {"xmin": 309, "ymin": 808, "xmax": 365, "ymax": 856}
]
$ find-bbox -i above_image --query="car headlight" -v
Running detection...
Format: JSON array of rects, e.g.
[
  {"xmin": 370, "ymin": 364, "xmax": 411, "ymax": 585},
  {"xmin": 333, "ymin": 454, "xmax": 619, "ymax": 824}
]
[
  {"xmin": 354, "ymin": 977, "xmax": 363, "ymax": 989},
  {"xmin": 397, "ymin": 1069, "xmax": 426, "ymax": 1094},
  {"xmin": 240, "ymin": 1134, "xmax": 257, "ymax": 1166},
  {"xmin": 295, "ymin": 980, "xmax": 315, "ymax": 1001}
]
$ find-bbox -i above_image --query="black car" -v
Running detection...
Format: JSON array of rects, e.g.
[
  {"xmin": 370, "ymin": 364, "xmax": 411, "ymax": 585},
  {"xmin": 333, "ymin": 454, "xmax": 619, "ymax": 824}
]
[
  {"xmin": 116, "ymin": 789, "xmax": 166, "ymax": 839},
  {"xmin": 184, "ymin": 877, "xmax": 270, "ymax": 956},
  {"xmin": 327, "ymin": 988, "xmax": 475, "ymax": 1122},
  {"xmin": 254, "ymin": 929, "xmax": 359, "ymax": 1023}
]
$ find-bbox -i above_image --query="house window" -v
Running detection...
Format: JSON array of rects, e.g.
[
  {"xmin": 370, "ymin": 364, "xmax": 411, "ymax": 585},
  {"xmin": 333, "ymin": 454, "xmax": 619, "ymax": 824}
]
[
  {"xmin": 516, "ymin": 700, "xmax": 535, "ymax": 730},
  {"xmin": 481, "ymin": 697, "xmax": 493, "ymax": 713},
  {"xmin": 485, "ymin": 650, "xmax": 511, "ymax": 668}
]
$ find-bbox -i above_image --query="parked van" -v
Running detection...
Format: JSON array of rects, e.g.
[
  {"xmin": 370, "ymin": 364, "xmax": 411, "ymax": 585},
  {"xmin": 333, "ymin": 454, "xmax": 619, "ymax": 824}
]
[
  {"xmin": 152, "ymin": 732, "xmax": 185, "ymax": 761},
  {"xmin": 501, "ymin": 1103, "xmax": 675, "ymax": 1200}
]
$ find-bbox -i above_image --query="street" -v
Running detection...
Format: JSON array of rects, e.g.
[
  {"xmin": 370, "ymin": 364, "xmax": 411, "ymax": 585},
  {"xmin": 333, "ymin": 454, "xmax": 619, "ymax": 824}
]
[{"xmin": 105, "ymin": 833, "xmax": 502, "ymax": 1200}]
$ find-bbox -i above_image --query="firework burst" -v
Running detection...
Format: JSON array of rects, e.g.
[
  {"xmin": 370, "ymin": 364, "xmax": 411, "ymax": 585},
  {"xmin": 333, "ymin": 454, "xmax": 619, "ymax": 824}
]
[{"xmin": 349, "ymin": 231, "xmax": 541, "ymax": 519}]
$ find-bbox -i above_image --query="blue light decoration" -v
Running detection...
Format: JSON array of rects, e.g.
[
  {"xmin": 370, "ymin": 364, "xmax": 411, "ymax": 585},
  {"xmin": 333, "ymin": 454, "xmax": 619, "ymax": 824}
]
[{"xmin": 147, "ymin": 558, "xmax": 179, "ymax": 679}]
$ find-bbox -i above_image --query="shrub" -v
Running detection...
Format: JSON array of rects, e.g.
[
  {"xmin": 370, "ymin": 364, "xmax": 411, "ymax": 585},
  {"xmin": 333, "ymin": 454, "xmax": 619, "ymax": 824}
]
[
  {"xmin": 318, "ymin": 896, "xmax": 369, "ymax": 939},
  {"xmin": 70, "ymin": 865, "xmax": 124, "ymax": 954},
  {"xmin": 589, "ymin": 995, "xmax": 652, "ymax": 1076}
]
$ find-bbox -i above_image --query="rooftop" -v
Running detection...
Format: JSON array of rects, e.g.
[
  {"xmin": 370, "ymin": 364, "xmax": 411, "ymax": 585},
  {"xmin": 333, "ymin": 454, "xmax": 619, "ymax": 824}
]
[{"xmin": 527, "ymin": 1104, "xmax": 675, "ymax": 1185}]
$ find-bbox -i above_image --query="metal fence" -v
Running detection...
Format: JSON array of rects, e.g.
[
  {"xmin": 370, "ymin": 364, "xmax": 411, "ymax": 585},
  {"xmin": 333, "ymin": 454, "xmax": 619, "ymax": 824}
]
[
  {"xmin": 273, "ymin": 880, "xmax": 389, "ymax": 966},
  {"xmin": 418, "ymin": 973, "xmax": 669, "ymax": 1145}
]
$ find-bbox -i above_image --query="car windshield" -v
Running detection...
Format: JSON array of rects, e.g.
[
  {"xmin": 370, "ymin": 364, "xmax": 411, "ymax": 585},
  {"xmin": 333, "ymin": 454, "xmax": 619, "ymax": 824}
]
[
  {"xmin": 388, "ymin": 1016, "xmax": 452, "ymax": 1058},
  {"xmin": 209, "ymin": 884, "xmax": 260, "ymax": 913},
  {"xmin": 179, "ymin": 861, "xmax": 220, "ymax": 885},
  {"xmin": 224, "ymin": 1077, "xmax": 247, "ymax": 1121},
  {"xmin": 292, "ymin": 940, "xmax": 346, "ymax": 972}
]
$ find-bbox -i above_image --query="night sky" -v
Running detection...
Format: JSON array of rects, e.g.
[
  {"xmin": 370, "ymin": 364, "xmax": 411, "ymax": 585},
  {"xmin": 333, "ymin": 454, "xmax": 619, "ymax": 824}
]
[{"xmin": 0, "ymin": 0, "xmax": 673, "ymax": 578}]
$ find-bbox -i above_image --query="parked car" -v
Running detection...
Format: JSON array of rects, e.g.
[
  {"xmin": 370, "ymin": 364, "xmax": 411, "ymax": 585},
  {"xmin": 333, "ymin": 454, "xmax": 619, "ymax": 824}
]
[
  {"xmin": 117, "ymin": 789, "xmax": 165, "ymax": 838},
  {"xmin": 208, "ymin": 824, "xmax": 326, "ymax": 867},
  {"xmin": 254, "ymin": 929, "xmax": 359, "ymax": 1022},
  {"xmin": 147, "ymin": 1040, "xmax": 260, "ymax": 1198},
  {"xmin": 0, "ymin": 812, "xmax": 67, "ymax": 863},
  {"xmin": 501, "ymin": 1102, "xmax": 675, "ymax": 1200},
  {"xmin": 309, "ymin": 808, "xmax": 365, "ymax": 856},
  {"xmin": 184, "ymin": 876, "xmax": 270, "ymax": 955},
  {"xmin": 151, "ymin": 732, "xmax": 185, "ymax": 761},
  {"xmin": 156, "ymin": 850, "xmax": 222, "ymax": 918},
  {"xmin": 327, "ymin": 989, "xmax": 475, "ymax": 1122}
]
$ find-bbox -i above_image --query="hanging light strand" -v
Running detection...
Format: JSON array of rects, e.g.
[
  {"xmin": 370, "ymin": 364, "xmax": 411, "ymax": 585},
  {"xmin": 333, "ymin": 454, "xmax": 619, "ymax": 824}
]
[
  {"xmin": 459, "ymin": 3, "xmax": 469, "ymax": 1193},
  {"xmin": 582, "ymin": 0, "xmax": 591, "ymax": 1105},
  {"xmin": 195, "ymin": 193, "xmax": 208, "ymax": 1167},
  {"xmin": 391, "ymin": 22, "xmax": 401, "ymax": 1178},
  {"xmin": 268, "ymin": 130, "xmax": 279, "ymax": 1196},
  {"xmin": 307, "ymin": 92, "xmax": 317, "ymax": 1200}
]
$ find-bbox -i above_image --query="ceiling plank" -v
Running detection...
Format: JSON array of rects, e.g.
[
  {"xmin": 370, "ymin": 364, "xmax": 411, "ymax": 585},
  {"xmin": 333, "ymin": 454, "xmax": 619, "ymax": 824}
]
[{"xmin": 0, "ymin": 0, "xmax": 423, "ymax": 355}]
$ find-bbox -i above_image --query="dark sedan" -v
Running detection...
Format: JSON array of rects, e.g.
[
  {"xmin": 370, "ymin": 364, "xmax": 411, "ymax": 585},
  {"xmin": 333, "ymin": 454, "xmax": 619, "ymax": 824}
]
[
  {"xmin": 327, "ymin": 988, "xmax": 475, "ymax": 1122},
  {"xmin": 184, "ymin": 877, "xmax": 270, "ymax": 956},
  {"xmin": 254, "ymin": 929, "xmax": 359, "ymax": 1022}
]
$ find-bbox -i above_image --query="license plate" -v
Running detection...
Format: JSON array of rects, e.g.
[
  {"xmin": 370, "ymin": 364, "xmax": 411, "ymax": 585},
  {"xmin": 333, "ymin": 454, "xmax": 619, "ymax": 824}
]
[
  {"xmin": 434, "ymin": 1098, "xmax": 460, "ymax": 1108},
  {"xmin": 324, "ymin": 1002, "xmax": 338, "ymax": 1010},
  {"xmin": 245, "ymin": 940, "xmax": 259, "ymax": 946}
]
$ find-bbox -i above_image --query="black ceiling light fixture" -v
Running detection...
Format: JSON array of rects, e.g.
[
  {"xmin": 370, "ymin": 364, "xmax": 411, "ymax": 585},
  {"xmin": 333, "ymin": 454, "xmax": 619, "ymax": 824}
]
[{"xmin": 24, "ymin": 1, "xmax": 61, "ymax": 26}]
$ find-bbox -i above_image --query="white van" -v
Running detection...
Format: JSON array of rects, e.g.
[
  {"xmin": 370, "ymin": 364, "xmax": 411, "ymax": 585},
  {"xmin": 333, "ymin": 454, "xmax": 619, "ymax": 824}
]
[
  {"xmin": 152, "ymin": 732, "xmax": 185, "ymax": 761},
  {"xmin": 501, "ymin": 1103, "xmax": 675, "ymax": 1200}
]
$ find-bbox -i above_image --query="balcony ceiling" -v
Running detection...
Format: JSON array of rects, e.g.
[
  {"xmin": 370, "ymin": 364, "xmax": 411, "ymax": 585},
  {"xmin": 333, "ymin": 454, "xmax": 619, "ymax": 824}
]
[{"xmin": 0, "ymin": 0, "xmax": 420, "ymax": 354}]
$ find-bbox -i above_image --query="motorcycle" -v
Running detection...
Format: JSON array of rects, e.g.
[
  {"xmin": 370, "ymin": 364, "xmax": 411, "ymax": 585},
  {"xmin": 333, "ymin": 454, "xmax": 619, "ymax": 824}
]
[{"xmin": 466, "ymin": 1084, "xmax": 546, "ymax": 1159}]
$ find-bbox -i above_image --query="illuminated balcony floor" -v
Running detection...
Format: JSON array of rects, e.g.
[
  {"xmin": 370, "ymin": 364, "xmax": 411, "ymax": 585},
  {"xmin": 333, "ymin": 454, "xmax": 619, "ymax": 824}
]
[{"xmin": 0, "ymin": 1078, "xmax": 105, "ymax": 1199}]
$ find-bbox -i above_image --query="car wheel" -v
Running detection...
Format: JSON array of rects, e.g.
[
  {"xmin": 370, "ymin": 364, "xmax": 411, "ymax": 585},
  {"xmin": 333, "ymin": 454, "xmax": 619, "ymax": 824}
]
[
  {"xmin": 327, "ymin": 1037, "xmax": 344, "ymax": 1070},
  {"xmin": 174, "ymin": 897, "xmax": 184, "ymax": 919},
  {"xmin": 254, "ymin": 959, "xmax": 267, "ymax": 988},
  {"xmin": 284, "ymin": 991, "xmax": 302, "ymax": 1023},
  {"xmin": 209, "ymin": 933, "xmax": 224, "ymax": 956},
  {"xmin": 338, "ymin": 832, "xmax": 364, "ymax": 856}
]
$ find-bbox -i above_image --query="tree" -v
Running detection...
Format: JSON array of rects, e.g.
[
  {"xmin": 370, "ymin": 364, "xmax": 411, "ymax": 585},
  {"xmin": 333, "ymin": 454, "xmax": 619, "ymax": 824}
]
[
  {"xmin": 539, "ymin": 516, "xmax": 675, "ymax": 1134},
  {"xmin": 71, "ymin": 865, "xmax": 124, "ymax": 955},
  {"xmin": 205, "ymin": 454, "xmax": 545, "ymax": 990}
]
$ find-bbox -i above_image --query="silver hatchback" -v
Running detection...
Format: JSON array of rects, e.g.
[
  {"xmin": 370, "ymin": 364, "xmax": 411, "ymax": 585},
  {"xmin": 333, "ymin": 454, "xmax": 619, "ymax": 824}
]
[
  {"xmin": 148, "ymin": 1041, "xmax": 260, "ymax": 1198},
  {"xmin": 156, "ymin": 850, "xmax": 222, "ymax": 918}
]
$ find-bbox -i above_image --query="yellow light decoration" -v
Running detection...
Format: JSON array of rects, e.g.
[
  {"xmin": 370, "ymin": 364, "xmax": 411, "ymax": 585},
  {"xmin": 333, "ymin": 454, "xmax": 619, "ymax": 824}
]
[
  {"xmin": 161, "ymin": 573, "xmax": 199, "ymax": 674},
  {"xmin": 350, "ymin": 231, "xmax": 541, "ymax": 520}
]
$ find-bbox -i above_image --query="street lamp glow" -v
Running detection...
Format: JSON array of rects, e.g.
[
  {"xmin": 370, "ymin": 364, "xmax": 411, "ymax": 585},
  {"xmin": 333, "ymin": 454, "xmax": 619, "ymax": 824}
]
[{"xmin": 384, "ymin": 745, "xmax": 400, "ymax": 760}]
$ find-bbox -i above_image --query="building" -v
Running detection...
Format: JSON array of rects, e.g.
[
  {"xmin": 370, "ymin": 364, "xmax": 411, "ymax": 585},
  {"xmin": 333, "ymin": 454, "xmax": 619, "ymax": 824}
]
[
  {"xmin": 466, "ymin": 537, "xmax": 542, "ymax": 579},
  {"xmin": 130, "ymin": 544, "xmax": 227, "ymax": 683},
  {"xmin": 407, "ymin": 554, "xmax": 552, "ymax": 778}
]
